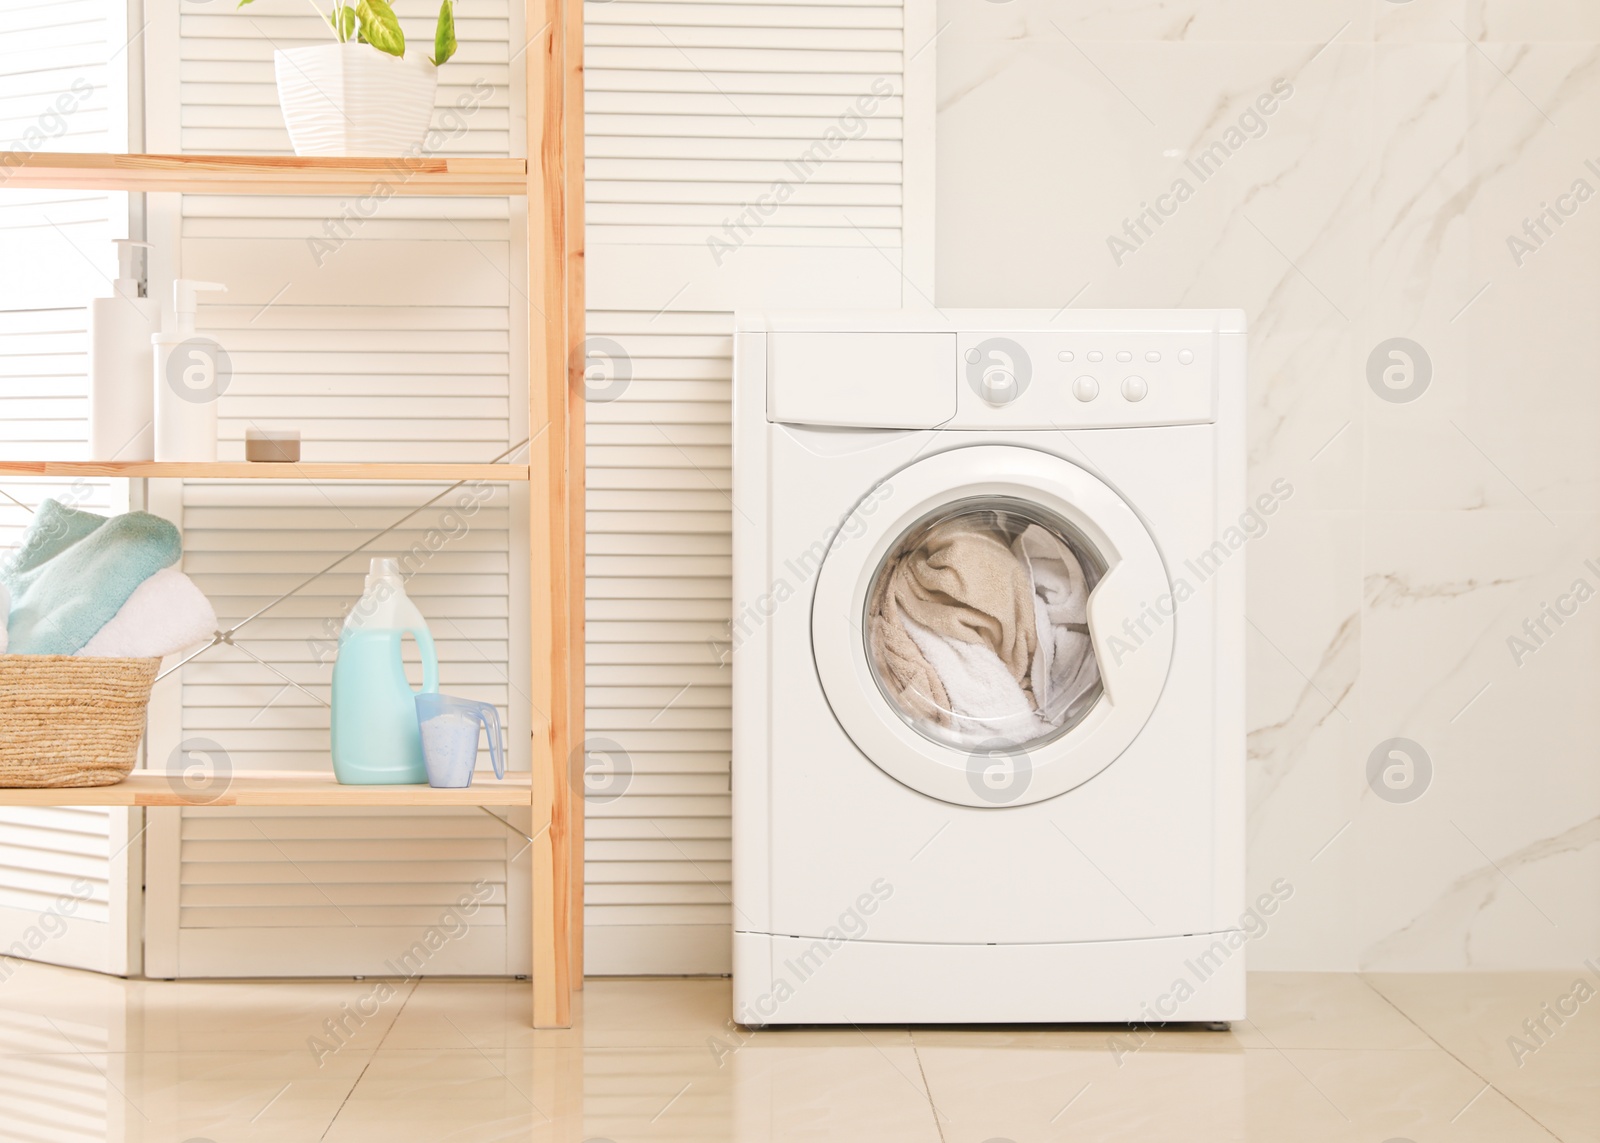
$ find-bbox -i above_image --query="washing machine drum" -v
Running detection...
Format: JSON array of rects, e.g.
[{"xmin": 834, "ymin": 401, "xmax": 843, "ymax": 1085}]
[{"xmin": 811, "ymin": 445, "xmax": 1174, "ymax": 808}]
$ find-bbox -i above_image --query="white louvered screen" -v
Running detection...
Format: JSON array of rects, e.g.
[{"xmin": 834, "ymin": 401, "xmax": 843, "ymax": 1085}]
[
  {"xmin": 583, "ymin": 309, "xmax": 735, "ymax": 972},
  {"xmin": 139, "ymin": 0, "xmax": 534, "ymax": 977},
  {"xmin": 586, "ymin": 0, "xmax": 904, "ymax": 249},
  {"xmin": 581, "ymin": 0, "xmax": 934, "ymax": 973},
  {"xmin": 0, "ymin": 0, "xmax": 141, "ymax": 978},
  {"xmin": 172, "ymin": 2, "xmax": 513, "ymax": 154}
]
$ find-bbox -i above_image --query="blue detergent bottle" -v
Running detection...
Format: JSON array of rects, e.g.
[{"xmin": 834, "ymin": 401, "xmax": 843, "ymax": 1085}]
[{"xmin": 330, "ymin": 557, "xmax": 439, "ymax": 784}]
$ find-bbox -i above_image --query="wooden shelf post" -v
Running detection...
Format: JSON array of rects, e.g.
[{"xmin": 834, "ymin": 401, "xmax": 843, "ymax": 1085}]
[
  {"xmin": 564, "ymin": 0, "xmax": 588, "ymax": 996},
  {"xmin": 528, "ymin": 0, "xmax": 582, "ymax": 1029}
]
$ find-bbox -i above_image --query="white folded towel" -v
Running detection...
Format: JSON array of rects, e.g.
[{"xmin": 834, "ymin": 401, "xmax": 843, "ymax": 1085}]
[
  {"xmin": 75, "ymin": 567, "xmax": 217, "ymax": 659},
  {"xmin": 0, "ymin": 581, "xmax": 9, "ymax": 654},
  {"xmin": 904, "ymin": 617, "xmax": 1052, "ymax": 749}
]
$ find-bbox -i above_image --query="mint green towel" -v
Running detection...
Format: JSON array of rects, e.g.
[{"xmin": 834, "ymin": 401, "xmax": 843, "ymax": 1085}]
[
  {"xmin": 5, "ymin": 499, "xmax": 103, "ymax": 577},
  {"xmin": 1, "ymin": 500, "xmax": 182, "ymax": 655}
]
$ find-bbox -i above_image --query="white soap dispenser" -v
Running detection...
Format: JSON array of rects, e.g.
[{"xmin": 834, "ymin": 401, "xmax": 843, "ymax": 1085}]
[
  {"xmin": 153, "ymin": 278, "xmax": 229, "ymax": 462},
  {"xmin": 87, "ymin": 239, "xmax": 160, "ymax": 461}
]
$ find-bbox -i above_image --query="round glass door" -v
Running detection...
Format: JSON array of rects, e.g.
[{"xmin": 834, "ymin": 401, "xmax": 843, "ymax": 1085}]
[{"xmin": 811, "ymin": 445, "xmax": 1174, "ymax": 808}]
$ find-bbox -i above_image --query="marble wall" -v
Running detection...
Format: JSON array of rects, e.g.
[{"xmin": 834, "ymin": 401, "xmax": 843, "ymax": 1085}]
[{"xmin": 935, "ymin": 0, "xmax": 1600, "ymax": 969}]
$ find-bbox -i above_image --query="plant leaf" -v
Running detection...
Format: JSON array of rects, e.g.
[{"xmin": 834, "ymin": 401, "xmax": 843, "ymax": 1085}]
[
  {"xmin": 236, "ymin": 0, "xmax": 254, "ymax": 7},
  {"xmin": 356, "ymin": 0, "xmax": 405, "ymax": 56},
  {"xmin": 325, "ymin": 3, "xmax": 357, "ymax": 41},
  {"xmin": 431, "ymin": 0, "xmax": 456, "ymax": 66}
]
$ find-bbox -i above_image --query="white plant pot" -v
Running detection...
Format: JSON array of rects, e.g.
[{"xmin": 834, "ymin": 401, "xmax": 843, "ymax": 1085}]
[{"xmin": 274, "ymin": 43, "xmax": 437, "ymax": 157}]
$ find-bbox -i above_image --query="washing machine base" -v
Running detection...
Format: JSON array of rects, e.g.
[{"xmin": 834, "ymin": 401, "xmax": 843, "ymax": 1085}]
[{"xmin": 733, "ymin": 930, "xmax": 1247, "ymax": 1026}]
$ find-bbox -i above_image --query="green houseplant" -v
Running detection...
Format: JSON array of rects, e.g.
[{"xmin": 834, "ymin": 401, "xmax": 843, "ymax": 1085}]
[{"xmin": 244, "ymin": 0, "xmax": 459, "ymax": 156}]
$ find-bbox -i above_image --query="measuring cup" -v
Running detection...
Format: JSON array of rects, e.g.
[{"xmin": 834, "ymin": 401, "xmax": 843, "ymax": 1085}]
[{"xmin": 414, "ymin": 694, "xmax": 505, "ymax": 789}]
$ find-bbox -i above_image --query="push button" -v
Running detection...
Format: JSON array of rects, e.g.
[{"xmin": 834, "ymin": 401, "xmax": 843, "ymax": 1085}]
[
  {"xmin": 1121, "ymin": 375, "xmax": 1148, "ymax": 402},
  {"xmin": 1057, "ymin": 349, "xmax": 1074, "ymax": 362},
  {"xmin": 1116, "ymin": 350, "xmax": 1133, "ymax": 362},
  {"xmin": 1145, "ymin": 350, "xmax": 1162, "ymax": 362},
  {"xmin": 1072, "ymin": 375, "xmax": 1099, "ymax": 402},
  {"xmin": 1178, "ymin": 349, "xmax": 1194, "ymax": 365},
  {"xmin": 1086, "ymin": 350, "xmax": 1103, "ymax": 362}
]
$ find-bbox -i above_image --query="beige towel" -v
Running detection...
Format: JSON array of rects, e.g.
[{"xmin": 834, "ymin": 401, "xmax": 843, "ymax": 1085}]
[
  {"xmin": 868, "ymin": 551, "xmax": 952, "ymax": 726},
  {"xmin": 895, "ymin": 519, "xmax": 1038, "ymax": 682},
  {"xmin": 868, "ymin": 519, "xmax": 1039, "ymax": 726}
]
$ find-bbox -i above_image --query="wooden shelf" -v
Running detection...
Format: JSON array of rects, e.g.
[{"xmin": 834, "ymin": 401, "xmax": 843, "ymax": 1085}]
[
  {"xmin": 0, "ymin": 1, "xmax": 581, "ymax": 1028},
  {"xmin": 0, "ymin": 153, "xmax": 528, "ymax": 196},
  {"xmin": 0, "ymin": 770, "xmax": 532, "ymax": 808},
  {"xmin": 0, "ymin": 461, "xmax": 531, "ymax": 481}
]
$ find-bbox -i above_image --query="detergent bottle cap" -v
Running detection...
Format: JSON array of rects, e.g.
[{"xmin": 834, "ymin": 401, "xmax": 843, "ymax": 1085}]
[
  {"xmin": 345, "ymin": 557, "xmax": 425, "ymax": 633},
  {"xmin": 366, "ymin": 557, "xmax": 400, "ymax": 587}
]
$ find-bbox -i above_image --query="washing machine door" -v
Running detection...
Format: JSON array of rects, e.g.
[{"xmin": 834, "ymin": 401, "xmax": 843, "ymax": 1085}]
[{"xmin": 811, "ymin": 444, "xmax": 1174, "ymax": 808}]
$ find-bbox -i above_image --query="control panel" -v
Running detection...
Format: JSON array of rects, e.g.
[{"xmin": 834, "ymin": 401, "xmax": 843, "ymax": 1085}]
[{"xmin": 952, "ymin": 331, "xmax": 1217, "ymax": 429}]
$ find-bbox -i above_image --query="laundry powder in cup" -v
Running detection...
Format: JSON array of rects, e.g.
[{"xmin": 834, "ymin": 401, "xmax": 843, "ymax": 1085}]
[{"xmin": 419, "ymin": 710, "xmax": 481, "ymax": 787}]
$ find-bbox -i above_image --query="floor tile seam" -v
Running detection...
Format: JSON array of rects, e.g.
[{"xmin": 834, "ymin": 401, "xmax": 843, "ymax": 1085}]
[
  {"xmin": 1358, "ymin": 973, "xmax": 1567, "ymax": 1141},
  {"xmin": 319, "ymin": 977, "xmax": 421, "ymax": 1142},
  {"xmin": 911, "ymin": 1040, "xmax": 949, "ymax": 1143}
]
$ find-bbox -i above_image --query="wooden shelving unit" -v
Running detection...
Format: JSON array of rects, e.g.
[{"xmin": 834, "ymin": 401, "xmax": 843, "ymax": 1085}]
[{"xmin": 0, "ymin": 0, "xmax": 585, "ymax": 1027}]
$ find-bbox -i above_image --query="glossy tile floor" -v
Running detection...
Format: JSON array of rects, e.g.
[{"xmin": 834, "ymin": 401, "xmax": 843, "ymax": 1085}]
[{"xmin": 0, "ymin": 962, "xmax": 1593, "ymax": 1141}]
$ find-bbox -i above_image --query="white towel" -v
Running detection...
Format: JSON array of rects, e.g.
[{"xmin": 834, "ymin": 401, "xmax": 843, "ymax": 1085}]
[
  {"xmin": 1013, "ymin": 525, "xmax": 1100, "ymax": 721},
  {"xmin": 1012, "ymin": 524, "xmax": 1090, "ymax": 626},
  {"xmin": 1030, "ymin": 593, "xmax": 1101, "ymax": 723},
  {"xmin": 0, "ymin": 581, "xmax": 9, "ymax": 654},
  {"xmin": 903, "ymin": 617, "xmax": 1052, "ymax": 749},
  {"xmin": 75, "ymin": 567, "xmax": 217, "ymax": 659}
]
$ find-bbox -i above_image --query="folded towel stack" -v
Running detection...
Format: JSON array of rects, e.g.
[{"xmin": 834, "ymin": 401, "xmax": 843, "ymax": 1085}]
[{"xmin": 0, "ymin": 499, "xmax": 217, "ymax": 660}]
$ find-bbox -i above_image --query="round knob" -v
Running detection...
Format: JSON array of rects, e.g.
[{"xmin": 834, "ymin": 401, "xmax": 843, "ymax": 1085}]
[
  {"xmin": 1072, "ymin": 375, "xmax": 1099, "ymax": 402},
  {"xmin": 981, "ymin": 367, "xmax": 1018, "ymax": 403},
  {"xmin": 1121, "ymin": 375, "xmax": 1148, "ymax": 402}
]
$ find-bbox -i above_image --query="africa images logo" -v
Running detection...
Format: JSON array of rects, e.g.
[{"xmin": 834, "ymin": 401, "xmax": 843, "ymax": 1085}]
[{"xmin": 964, "ymin": 338, "xmax": 1031, "ymax": 405}]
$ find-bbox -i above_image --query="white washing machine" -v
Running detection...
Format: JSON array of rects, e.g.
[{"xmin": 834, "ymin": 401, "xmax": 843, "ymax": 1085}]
[{"xmin": 731, "ymin": 310, "xmax": 1249, "ymax": 1025}]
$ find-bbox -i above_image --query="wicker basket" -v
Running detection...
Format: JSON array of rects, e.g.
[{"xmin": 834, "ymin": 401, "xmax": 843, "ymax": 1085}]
[{"xmin": 0, "ymin": 655, "xmax": 161, "ymax": 787}]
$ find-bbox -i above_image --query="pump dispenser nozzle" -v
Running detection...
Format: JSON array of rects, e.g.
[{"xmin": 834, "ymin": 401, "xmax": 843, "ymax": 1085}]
[
  {"xmin": 171, "ymin": 280, "xmax": 228, "ymax": 336},
  {"xmin": 112, "ymin": 239, "xmax": 152, "ymax": 296}
]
